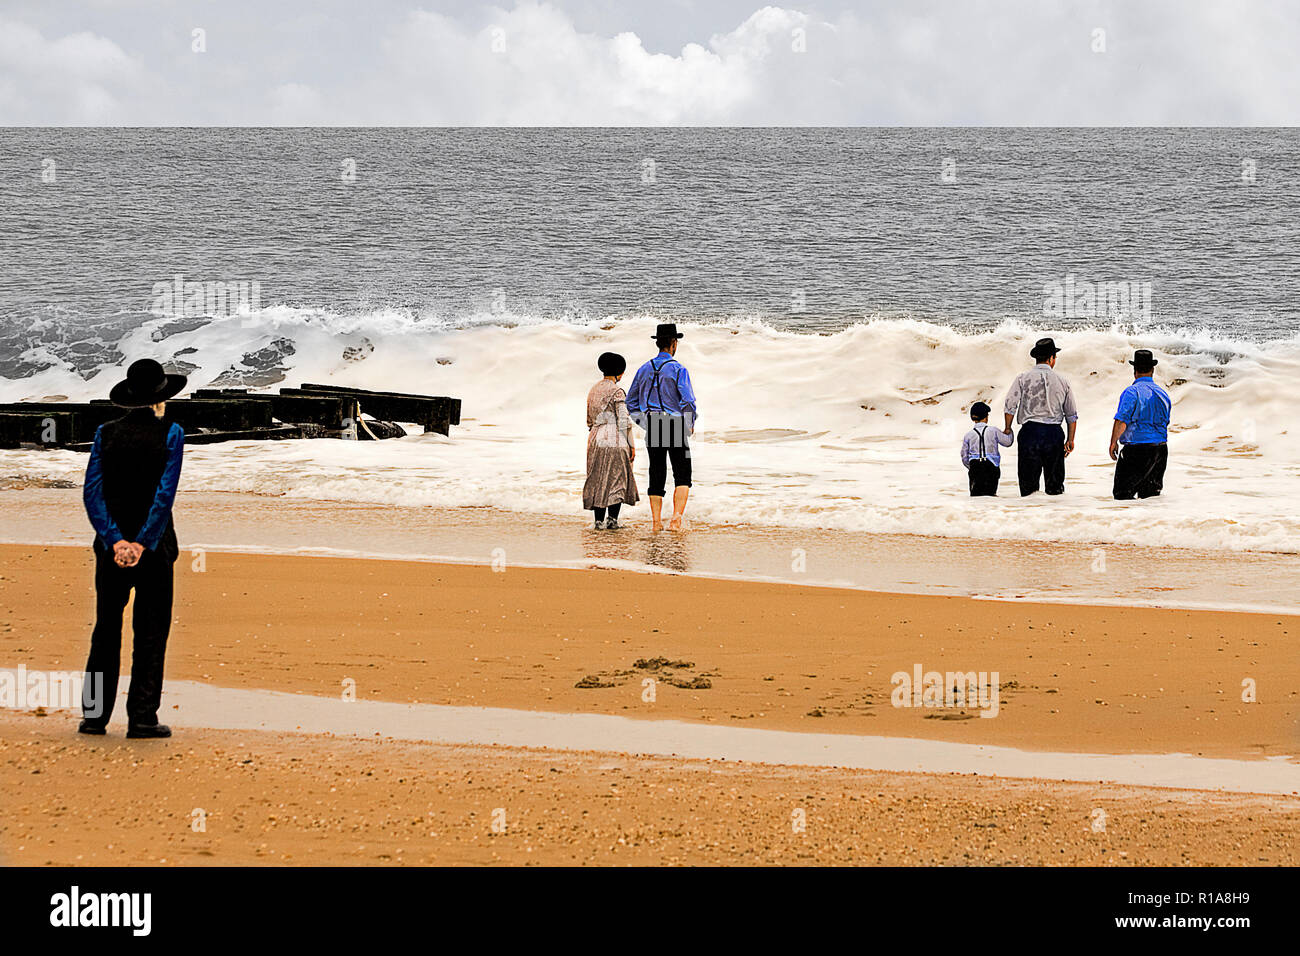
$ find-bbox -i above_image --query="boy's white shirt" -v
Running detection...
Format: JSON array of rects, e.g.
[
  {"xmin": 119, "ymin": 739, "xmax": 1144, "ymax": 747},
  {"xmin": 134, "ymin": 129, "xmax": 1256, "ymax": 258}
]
[{"xmin": 961, "ymin": 422, "xmax": 1015, "ymax": 468}]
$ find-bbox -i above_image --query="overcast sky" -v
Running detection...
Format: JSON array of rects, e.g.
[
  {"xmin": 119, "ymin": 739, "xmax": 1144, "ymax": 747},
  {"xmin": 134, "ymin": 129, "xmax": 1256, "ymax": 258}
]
[{"xmin": 1, "ymin": 0, "xmax": 1297, "ymax": 125}]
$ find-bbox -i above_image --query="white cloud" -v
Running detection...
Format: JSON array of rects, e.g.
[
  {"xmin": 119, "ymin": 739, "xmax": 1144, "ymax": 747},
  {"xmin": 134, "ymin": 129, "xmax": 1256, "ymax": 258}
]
[
  {"xmin": 288, "ymin": 0, "xmax": 1300, "ymax": 125},
  {"xmin": 0, "ymin": 16, "xmax": 148, "ymax": 123},
  {"xmin": 362, "ymin": 3, "xmax": 792, "ymax": 124},
  {"xmin": 3, "ymin": 1, "xmax": 1300, "ymax": 125}
]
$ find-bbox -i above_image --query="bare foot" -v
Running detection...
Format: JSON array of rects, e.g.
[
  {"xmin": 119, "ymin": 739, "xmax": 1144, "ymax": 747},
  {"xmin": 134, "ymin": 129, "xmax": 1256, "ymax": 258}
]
[
  {"xmin": 668, "ymin": 514, "xmax": 683, "ymax": 531},
  {"xmin": 652, "ymin": 520, "xmax": 664, "ymax": 532}
]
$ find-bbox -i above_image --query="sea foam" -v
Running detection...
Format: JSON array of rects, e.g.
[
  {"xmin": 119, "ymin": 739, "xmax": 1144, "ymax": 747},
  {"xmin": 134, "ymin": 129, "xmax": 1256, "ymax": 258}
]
[{"xmin": 2, "ymin": 310, "xmax": 1298, "ymax": 554}]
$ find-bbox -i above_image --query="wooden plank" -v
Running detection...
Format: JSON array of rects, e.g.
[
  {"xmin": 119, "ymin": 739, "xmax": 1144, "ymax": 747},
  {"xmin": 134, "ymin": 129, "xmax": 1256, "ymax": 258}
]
[
  {"xmin": 0, "ymin": 411, "xmax": 78, "ymax": 448},
  {"xmin": 0, "ymin": 402, "xmax": 122, "ymax": 444},
  {"xmin": 283, "ymin": 385, "xmax": 430, "ymax": 423},
  {"xmin": 287, "ymin": 384, "xmax": 460, "ymax": 433},
  {"xmin": 191, "ymin": 390, "xmax": 352, "ymax": 429},
  {"xmin": 295, "ymin": 384, "xmax": 459, "ymax": 425},
  {"xmin": 2, "ymin": 401, "xmax": 271, "ymax": 440},
  {"xmin": 162, "ymin": 399, "xmax": 273, "ymax": 432},
  {"xmin": 66, "ymin": 423, "xmax": 304, "ymax": 452},
  {"xmin": 84, "ymin": 398, "xmax": 271, "ymax": 433},
  {"xmin": 182, "ymin": 423, "xmax": 302, "ymax": 445}
]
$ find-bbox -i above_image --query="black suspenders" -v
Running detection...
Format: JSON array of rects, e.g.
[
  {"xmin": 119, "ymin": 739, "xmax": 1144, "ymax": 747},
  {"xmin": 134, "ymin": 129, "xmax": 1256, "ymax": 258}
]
[
  {"xmin": 975, "ymin": 425, "xmax": 988, "ymax": 461},
  {"xmin": 648, "ymin": 357, "xmax": 673, "ymax": 412}
]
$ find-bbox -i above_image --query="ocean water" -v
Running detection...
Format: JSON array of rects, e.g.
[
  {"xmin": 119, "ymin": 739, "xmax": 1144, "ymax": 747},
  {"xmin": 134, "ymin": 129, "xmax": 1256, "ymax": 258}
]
[{"xmin": 2, "ymin": 129, "xmax": 1298, "ymax": 554}]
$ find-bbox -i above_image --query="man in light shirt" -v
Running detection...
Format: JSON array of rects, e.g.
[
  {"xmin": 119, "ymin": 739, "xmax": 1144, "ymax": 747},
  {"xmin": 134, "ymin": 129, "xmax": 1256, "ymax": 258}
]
[{"xmin": 1002, "ymin": 337, "xmax": 1079, "ymax": 496}]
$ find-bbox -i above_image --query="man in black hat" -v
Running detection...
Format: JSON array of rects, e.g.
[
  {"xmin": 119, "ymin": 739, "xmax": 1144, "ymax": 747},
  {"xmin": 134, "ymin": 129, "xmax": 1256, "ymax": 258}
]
[
  {"xmin": 625, "ymin": 323, "xmax": 698, "ymax": 531},
  {"xmin": 1002, "ymin": 337, "xmax": 1079, "ymax": 496},
  {"xmin": 79, "ymin": 358, "xmax": 187, "ymax": 738},
  {"xmin": 1109, "ymin": 349, "xmax": 1172, "ymax": 499}
]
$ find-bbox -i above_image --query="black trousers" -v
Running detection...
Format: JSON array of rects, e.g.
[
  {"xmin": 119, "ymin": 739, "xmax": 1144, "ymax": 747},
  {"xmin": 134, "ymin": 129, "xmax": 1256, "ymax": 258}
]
[
  {"xmin": 968, "ymin": 459, "xmax": 1001, "ymax": 496},
  {"xmin": 644, "ymin": 413, "xmax": 692, "ymax": 497},
  {"xmin": 1114, "ymin": 442, "xmax": 1168, "ymax": 499},
  {"xmin": 82, "ymin": 542, "xmax": 174, "ymax": 726},
  {"xmin": 1017, "ymin": 421, "xmax": 1066, "ymax": 496}
]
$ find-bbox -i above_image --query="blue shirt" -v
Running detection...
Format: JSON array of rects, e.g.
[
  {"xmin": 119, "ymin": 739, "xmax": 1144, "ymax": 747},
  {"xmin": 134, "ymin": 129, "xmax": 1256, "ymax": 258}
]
[
  {"xmin": 626, "ymin": 352, "xmax": 698, "ymax": 428},
  {"xmin": 1114, "ymin": 376, "xmax": 1171, "ymax": 444},
  {"xmin": 960, "ymin": 423, "xmax": 1014, "ymax": 468},
  {"xmin": 83, "ymin": 421, "xmax": 185, "ymax": 551}
]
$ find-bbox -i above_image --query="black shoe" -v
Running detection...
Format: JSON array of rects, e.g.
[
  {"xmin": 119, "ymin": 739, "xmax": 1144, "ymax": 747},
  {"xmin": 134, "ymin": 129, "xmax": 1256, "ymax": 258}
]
[
  {"xmin": 126, "ymin": 722, "xmax": 171, "ymax": 739},
  {"xmin": 77, "ymin": 719, "xmax": 107, "ymax": 736}
]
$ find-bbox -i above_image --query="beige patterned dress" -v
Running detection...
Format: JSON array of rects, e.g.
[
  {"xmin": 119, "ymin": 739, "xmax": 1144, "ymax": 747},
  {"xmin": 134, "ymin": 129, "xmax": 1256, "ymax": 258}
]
[{"xmin": 583, "ymin": 379, "xmax": 639, "ymax": 510}]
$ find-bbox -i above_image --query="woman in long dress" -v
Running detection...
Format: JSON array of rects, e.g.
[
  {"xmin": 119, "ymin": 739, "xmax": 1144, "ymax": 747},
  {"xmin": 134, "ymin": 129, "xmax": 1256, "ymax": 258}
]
[{"xmin": 583, "ymin": 352, "xmax": 639, "ymax": 528}]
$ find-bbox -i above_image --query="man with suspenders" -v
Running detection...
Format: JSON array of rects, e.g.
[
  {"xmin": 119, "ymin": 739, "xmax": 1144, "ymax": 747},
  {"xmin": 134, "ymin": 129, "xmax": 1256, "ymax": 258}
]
[
  {"xmin": 626, "ymin": 323, "xmax": 698, "ymax": 531},
  {"xmin": 960, "ymin": 401, "xmax": 1014, "ymax": 496}
]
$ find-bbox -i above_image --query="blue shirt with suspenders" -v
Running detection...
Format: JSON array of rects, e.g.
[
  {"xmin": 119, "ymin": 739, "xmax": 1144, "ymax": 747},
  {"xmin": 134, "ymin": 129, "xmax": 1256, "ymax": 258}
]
[
  {"xmin": 626, "ymin": 351, "xmax": 699, "ymax": 429},
  {"xmin": 960, "ymin": 422, "xmax": 1014, "ymax": 468}
]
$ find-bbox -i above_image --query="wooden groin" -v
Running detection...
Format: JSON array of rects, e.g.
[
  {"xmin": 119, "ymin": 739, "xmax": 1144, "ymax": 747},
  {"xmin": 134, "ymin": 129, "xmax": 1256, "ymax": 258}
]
[{"xmin": 0, "ymin": 384, "xmax": 460, "ymax": 450}]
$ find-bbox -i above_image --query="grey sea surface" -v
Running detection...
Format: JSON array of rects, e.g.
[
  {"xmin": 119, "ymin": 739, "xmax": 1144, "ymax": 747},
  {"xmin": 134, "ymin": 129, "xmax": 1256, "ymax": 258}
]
[{"xmin": 2, "ymin": 128, "xmax": 1299, "ymax": 383}]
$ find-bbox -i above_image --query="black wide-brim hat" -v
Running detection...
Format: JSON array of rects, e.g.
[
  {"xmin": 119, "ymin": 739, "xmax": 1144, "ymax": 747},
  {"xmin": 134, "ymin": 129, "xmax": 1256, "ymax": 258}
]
[
  {"xmin": 1129, "ymin": 349, "xmax": 1158, "ymax": 368},
  {"xmin": 1030, "ymin": 337, "xmax": 1061, "ymax": 360},
  {"xmin": 108, "ymin": 358, "xmax": 187, "ymax": 407},
  {"xmin": 652, "ymin": 322, "xmax": 684, "ymax": 340}
]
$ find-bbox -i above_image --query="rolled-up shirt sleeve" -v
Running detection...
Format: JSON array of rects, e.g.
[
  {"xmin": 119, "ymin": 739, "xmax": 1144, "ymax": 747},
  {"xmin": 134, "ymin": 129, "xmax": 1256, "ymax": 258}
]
[
  {"xmin": 136, "ymin": 423, "xmax": 184, "ymax": 551},
  {"xmin": 1063, "ymin": 380, "xmax": 1079, "ymax": 423},
  {"xmin": 82, "ymin": 427, "xmax": 123, "ymax": 546},
  {"xmin": 1114, "ymin": 387, "xmax": 1135, "ymax": 424},
  {"xmin": 625, "ymin": 364, "xmax": 647, "ymax": 424},
  {"xmin": 677, "ymin": 365, "xmax": 698, "ymax": 425},
  {"xmin": 1002, "ymin": 375, "xmax": 1022, "ymax": 418}
]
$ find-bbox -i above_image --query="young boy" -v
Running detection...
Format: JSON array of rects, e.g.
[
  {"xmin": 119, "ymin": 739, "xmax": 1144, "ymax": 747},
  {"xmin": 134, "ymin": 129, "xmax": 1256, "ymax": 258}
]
[{"xmin": 960, "ymin": 401, "xmax": 1014, "ymax": 497}]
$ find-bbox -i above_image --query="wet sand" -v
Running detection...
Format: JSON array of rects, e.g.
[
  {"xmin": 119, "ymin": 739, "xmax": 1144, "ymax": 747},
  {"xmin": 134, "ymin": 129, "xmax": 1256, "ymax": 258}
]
[
  {"xmin": 2, "ymin": 542, "xmax": 1297, "ymax": 760},
  {"xmin": 9, "ymin": 673, "xmax": 1294, "ymax": 793},
  {"xmin": 5, "ymin": 488, "xmax": 1299, "ymax": 613},
  {"xmin": 3, "ymin": 711, "xmax": 1297, "ymax": 866}
]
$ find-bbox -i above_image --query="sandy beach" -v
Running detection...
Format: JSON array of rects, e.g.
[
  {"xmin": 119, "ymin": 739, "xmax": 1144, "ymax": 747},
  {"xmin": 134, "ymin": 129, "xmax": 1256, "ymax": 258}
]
[
  {"xmin": 3, "ymin": 710, "xmax": 1297, "ymax": 867},
  {"xmin": 2, "ymin": 541, "xmax": 1296, "ymax": 758},
  {"xmin": 2, "ymin": 528, "xmax": 1298, "ymax": 866}
]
